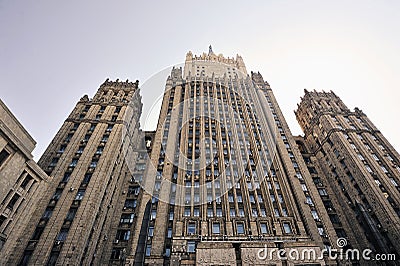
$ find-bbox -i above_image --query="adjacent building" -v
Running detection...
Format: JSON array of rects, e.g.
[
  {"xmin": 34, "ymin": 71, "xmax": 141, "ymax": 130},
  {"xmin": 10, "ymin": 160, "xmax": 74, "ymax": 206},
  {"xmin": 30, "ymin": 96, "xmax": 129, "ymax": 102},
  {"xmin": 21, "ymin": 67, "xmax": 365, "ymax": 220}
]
[
  {"xmin": 0, "ymin": 99, "xmax": 50, "ymax": 264},
  {"xmin": 7, "ymin": 79, "xmax": 145, "ymax": 265},
  {"xmin": 295, "ymin": 90, "xmax": 400, "ymax": 259}
]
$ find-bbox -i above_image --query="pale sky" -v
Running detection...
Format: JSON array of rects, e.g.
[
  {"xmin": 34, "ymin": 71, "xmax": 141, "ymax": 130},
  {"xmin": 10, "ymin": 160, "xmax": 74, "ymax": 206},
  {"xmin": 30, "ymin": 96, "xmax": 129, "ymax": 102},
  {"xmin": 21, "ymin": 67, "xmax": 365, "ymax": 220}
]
[{"xmin": 1, "ymin": 0, "xmax": 399, "ymax": 159}]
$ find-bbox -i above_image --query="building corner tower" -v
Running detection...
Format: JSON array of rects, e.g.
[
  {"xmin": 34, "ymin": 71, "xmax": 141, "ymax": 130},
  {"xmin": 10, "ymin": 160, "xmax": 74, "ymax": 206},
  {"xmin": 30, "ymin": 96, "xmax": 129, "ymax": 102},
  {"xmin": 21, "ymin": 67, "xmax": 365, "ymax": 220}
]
[
  {"xmin": 295, "ymin": 90, "xmax": 400, "ymax": 260},
  {"xmin": 9, "ymin": 79, "xmax": 145, "ymax": 266}
]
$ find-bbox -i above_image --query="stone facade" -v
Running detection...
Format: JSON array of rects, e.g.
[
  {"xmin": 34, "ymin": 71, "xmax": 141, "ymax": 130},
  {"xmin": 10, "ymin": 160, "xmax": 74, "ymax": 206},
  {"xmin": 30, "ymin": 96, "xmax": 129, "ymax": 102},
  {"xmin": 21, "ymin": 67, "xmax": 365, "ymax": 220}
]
[
  {"xmin": 0, "ymin": 99, "xmax": 50, "ymax": 265},
  {"xmin": 7, "ymin": 79, "xmax": 145, "ymax": 265},
  {"xmin": 2, "ymin": 48, "xmax": 400, "ymax": 266},
  {"xmin": 295, "ymin": 89, "xmax": 400, "ymax": 263},
  {"xmin": 128, "ymin": 49, "xmax": 330, "ymax": 265}
]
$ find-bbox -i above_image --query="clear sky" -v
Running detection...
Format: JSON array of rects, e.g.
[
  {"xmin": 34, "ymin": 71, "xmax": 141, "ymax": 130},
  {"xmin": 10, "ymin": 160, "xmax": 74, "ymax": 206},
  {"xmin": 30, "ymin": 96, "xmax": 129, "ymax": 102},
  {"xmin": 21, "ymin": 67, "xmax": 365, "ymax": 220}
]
[{"xmin": 1, "ymin": 0, "xmax": 399, "ymax": 159}]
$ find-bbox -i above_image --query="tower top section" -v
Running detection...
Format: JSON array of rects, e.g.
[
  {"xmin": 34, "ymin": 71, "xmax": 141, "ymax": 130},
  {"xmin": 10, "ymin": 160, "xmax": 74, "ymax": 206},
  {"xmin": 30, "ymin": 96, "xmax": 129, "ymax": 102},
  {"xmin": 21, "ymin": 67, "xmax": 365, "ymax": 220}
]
[{"xmin": 184, "ymin": 47, "xmax": 247, "ymax": 78}]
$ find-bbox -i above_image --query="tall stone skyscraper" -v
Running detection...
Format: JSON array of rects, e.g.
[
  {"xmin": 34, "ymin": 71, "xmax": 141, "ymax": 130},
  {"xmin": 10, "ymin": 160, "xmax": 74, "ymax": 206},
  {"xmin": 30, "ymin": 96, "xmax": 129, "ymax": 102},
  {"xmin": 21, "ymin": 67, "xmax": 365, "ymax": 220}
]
[
  {"xmin": 8, "ymin": 79, "xmax": 145, "ymax": 265},
  {"xmin": 295, "ymin": 90, "xmax": 400, "ymax": 258},
  {"xmin": 127, "ymin": 48, "xmax": 344, "ymax": 265}
]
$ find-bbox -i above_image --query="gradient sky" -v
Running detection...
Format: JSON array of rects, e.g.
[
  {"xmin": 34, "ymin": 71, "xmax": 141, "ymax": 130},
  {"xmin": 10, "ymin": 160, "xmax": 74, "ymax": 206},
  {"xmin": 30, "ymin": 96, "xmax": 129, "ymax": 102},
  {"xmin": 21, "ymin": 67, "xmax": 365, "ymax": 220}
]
[{"xmin": 1, "ymin": 0, "xmax": 399, "ymax": 160}]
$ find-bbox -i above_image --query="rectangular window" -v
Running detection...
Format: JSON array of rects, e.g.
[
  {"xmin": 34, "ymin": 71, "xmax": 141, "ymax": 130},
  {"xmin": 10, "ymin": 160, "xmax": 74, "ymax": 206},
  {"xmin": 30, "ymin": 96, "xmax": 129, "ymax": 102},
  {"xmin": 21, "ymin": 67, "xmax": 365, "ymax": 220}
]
[
  {"xmin": 75, "ymin": 190, "xmax": 85, "ymax": 200},
  {"xmin": 83, "ymin": 173, "xmax": 92, "ymax": 184},
  {"xmin": 62, "ymin": 172, "xmax": 71, "ymax": 183},
  {"xmin": 20, "ymin": 175, "xmax": 33, "ymax": 189},
  {"xmin": 120, "ymin": 213, "xmax": 134, "ymax": 224},
  {"xmin": 124, "ymin": 199, "xmax": 137, "ymax": 208},
  {"xmin": 111, "ymin": 249, "xmax": 122, "ymax": 260},
  {"xmin": 318, "ymin": 189, "xmax": 328, "ymax": 196},
  {"xmin": 41, "ymin": 208, "xmax": 53, "ymax": 220},
  {"xmin": 381, "ymin": 166, "xmax": 388, "ymax": 173},
  {"xmin": 90, "ymin": 160, "xmax": 98, "ymax": 168},
  {"xmin": 66, "ymin": 208, "xmax": 77, "ymax": 221},
  {"xmin": 311, "ymin": 210, "xmax": 319, "ymax": 220},
  {"xmin": 151, "ymin": 210, "xmax": 157, "ymax": 220},
  {"xmin": 212, "ymin": 222, "xmax": 220, "ymax": 234},
  {"xmin": 145, "ymin": 245, "xmax": 152, "ymax": 256},
  {"xmin": 187, "ymin": 241, "xmax": 196, "ymax": 253},
  {"xmin": 260, "ymin": 223, "xmax": 268, "ymax": 234},
  {"xmin": 184, "ymin": 207, "xmax": 191, "ymax": 217},
  {"xmin": 167, "ymin": 227, "xmax": 172, "ymax": 238},
  {"xmin": 116, "ymin": 229, "xmax": 131, "ymax": 240},
  {"xmin": 237, "ymin": 223, "xmax": 245, "ymax": 234},
  {"xmin": 283, "ymin": 222, "xmax": 292, "ymax": 234},
  {"xmin": 7, "ymin": 194, "xmax": 20, "ymax": 210},
  {"xmin": 207, "ymin": 207, "xmax": 213, "ymax": 217},
  {"xmin": 188, "ymin": 222, "xmax": 196, "ymax": 235},
  {"xmin": 57, "ymin": 229, "xmax": 68, "ymax": 241}
]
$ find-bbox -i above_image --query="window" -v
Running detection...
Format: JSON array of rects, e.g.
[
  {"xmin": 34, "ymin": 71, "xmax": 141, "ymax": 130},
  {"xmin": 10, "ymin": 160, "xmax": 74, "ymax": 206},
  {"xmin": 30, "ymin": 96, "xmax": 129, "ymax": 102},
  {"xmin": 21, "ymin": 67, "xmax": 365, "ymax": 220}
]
[
  {"xmin": 62, "ymin": 173, "xmax": 71, "ymax": 183},
  {"xmin": 42, "ymin": 208, "xmax": 53, "ymax": 219},
  {"xmin": 187, "ymin": 241, "xmax": 196, "ymax": 253},
  {"xmin": 216, "ymin": 208, "xmax": 222, "ymax": 217},
  {"xmin": 66, "ymin": 208, "xmax": 77, "ymax": 221},
  {"xmin": 260, "ymin": 223, "xmax": 268, "ymax": 234},
  {"xmin": 111, "ymin": 248, "xmax": 122, "ymax": 260},
  {"xmin": 125, "ymin": 199, "xmax": 137, "ymax": 208},
  {"xmin": 57, "ymin": 229, "xmax": 68, "ymax": 241},
  {"xmin": 76, "ymin": 146, "xmax": 84, "ymax": 154},
  {"xmin": 381, "ymin": 166, "xmax": 388, "ymax": 173},
  {"xmin": 165, "ymin": 248, "xmax": 171, "ymax": 257},
  {"xmin": 69, "ymin": 159, "xmax": 78, "ymax": 167},
  {"xmin": 120, "ymin": 213, "xmax": 134, "ymax": 224},
  {"xmin": 188, "ymin": 222, "xmax": 196, "ymax": 235},
  {"xmin": 58, "ymin": 145, "xmax": 66, "ymax": 153},
  {"xmin": 47, "ymin": 252, "xmax": 60, "ymax": 266},
  {"xmin": 151, "ymin": 210, "xmax": 157, "ymax": 220},
  {"xmin": 21, "ymin": 175, "xmax": 33, "ymax": 189},
  {"xmin": 167, "ymin": 227, "xmax": 172, "ymax": 238},
  {"xmin": 96, "ymin": 147, "xmax": 103, "ymax": 154},
  {"xmin": 194, "ymin": 207, "xmax": 200, "ymax": 217},
  {"xmin": 7, "ymin": 194, "xmax": 20, "ymax": 209},
  {"xmin": 75, "ymin": 190, "xmax": 85, "ymax": 200},
  {"xmin": 212, "ymin": 222, "xmax": 220, "ymax": 234},
  {"xmin": 318, "ymin": 189, "xmax": 328, "ymax": 196},
  {"xmin": 207, "ymin": 207, "xmax": 213, "ymax": 217},
  {"xmin": 52, "ymin": 189, "xmax": 63, "ymax": 200},
  {"xmin": 82, "ymin": 173, "xmax": 92, "ymax": 184},
  {"xmin": 283, "ymin": 222, "xmax": 292, "ymax": 234},
  {"xmin": 237, "ymin": 223, "xmax": 245, "ymax": 234},
  {"xmin": 184, "ymin": 207, "xmax": 191, "ymax": 217},
  {"xmin": 90, "ymin": 160, "xmax": 98, "ymax": 168},
  {"xmin": 311, "ymin": 210, "xmax": 319, "ymax": 220},
  {"xmin": 306, "ymin": 196, "xmax": 314, "ymax": 206},
  {"xmin": 145, "ymin": 244, "xmax": 152, "ymax": 256},
  {"xmin": 116, "ymin": 229, "xmax": 131, "ymax": 240}
]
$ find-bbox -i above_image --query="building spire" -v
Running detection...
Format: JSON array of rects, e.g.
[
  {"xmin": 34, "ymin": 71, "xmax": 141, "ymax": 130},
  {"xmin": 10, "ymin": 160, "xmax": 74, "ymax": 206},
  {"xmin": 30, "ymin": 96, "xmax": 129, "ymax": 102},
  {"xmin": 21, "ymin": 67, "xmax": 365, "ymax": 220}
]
[{"xmin": 209, "ymin": 45, "xmax": 213, "ymax": 55}]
